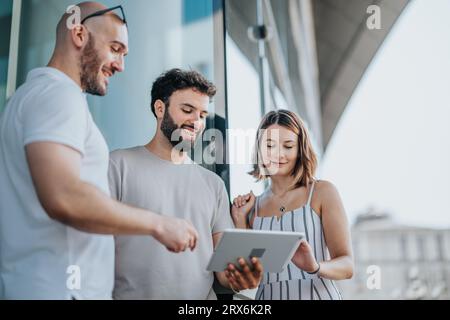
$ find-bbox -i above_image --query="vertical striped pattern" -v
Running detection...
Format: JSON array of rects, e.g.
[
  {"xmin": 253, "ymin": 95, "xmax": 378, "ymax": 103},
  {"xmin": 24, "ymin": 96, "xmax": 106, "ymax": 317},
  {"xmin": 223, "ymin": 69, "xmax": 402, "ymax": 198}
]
[
  {"xmin": 252, "ymin": 182, "xmax": 343, "ymax": 300},
  {"xmin": 255, "ymin": 278, "xmax": 342, "ymax": 300}
]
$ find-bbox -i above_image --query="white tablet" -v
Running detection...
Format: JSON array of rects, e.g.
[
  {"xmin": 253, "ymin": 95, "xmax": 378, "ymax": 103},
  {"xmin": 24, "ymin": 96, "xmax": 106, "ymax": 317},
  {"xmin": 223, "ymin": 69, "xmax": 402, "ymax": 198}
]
[{"xmin": 207, "ymin": 229, "xmax": 305, "ymax": 273}]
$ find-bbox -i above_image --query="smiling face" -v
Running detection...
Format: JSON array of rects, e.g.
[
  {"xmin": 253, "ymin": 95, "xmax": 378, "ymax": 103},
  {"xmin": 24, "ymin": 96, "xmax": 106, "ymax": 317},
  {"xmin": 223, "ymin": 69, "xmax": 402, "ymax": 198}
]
[
  {"xmin": 159, "ymin": 88, "xmax": 210, "ymax": 149},
  {"xmin": 260, "ymin": 124, "xmax": 299, "ymax": 177},
  {"xmin": 250, "ymin": 110, "xmax": 318, "ymax": 188},
  {"xmin": 80, "ymin": 16, "xmax": 128, "ymax": 96}
]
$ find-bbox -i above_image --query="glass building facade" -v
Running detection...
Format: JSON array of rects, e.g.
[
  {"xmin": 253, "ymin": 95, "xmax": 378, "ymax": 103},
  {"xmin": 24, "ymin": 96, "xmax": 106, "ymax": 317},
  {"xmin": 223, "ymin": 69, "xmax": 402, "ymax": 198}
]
[{"xmin": 0, "ymin": 0, "xmax": 13, "ymax": 111}]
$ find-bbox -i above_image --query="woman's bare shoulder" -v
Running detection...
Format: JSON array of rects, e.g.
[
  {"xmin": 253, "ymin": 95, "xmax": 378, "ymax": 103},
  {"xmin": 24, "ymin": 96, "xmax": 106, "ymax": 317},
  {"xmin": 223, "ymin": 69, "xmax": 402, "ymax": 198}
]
[
  {"xmin": 313, "ymin": 180, "xmax": 342, "ymax": 208},
  {"xmin": 315, "ymin": 179, "xmax": 339, "ymax": 194}
]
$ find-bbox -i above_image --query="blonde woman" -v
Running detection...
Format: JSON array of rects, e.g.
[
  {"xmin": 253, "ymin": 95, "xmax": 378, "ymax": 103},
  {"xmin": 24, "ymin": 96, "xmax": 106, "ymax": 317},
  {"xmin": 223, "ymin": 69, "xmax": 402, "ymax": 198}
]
[{"xmin": 231, "ymin": 110, "xmax": 353, "ymax": 300}]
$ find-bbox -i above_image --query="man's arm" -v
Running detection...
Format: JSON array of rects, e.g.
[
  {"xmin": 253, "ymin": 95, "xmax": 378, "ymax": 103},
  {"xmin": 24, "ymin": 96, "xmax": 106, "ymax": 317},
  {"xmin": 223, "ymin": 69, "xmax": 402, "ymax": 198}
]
[{"xmin": 25, "ymin": 142, "xmax": 198, "ymax": 253}]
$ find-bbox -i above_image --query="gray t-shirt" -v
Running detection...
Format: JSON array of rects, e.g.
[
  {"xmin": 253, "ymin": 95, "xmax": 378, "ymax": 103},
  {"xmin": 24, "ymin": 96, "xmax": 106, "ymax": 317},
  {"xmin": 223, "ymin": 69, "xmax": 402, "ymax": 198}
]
[{"xmin": 108, "ymin": 146, "xmax": 234, "ymax": 300}]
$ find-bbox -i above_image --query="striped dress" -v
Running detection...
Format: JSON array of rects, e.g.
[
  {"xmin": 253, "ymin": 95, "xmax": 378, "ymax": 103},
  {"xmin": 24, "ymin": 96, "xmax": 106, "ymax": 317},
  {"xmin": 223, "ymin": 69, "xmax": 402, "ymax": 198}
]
[{"xmin": 251, "ymin": 181, "xmax": 343, "ymax": 300}]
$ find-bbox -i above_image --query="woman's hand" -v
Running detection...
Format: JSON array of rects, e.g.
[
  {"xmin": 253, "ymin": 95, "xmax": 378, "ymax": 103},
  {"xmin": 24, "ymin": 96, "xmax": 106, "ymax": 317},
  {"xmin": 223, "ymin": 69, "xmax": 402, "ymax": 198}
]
[
  {"xmin": 231, "ymin": 191, "xmax": 256, "ymax": 229},
  {"xmin": 291, "ymin": 240, "xmax": 320, "ymax": 274}
]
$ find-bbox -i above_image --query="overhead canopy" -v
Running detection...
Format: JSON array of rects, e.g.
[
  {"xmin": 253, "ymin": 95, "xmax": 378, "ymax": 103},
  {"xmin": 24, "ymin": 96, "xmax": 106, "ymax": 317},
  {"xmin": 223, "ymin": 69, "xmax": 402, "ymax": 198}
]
[
  {"xmin": 225, "ymin": 0, "xmax": 410, "ymax": 150},
  {"xmin": 314, "ymin": 0, "xmax": 410, "ymax": 147}
]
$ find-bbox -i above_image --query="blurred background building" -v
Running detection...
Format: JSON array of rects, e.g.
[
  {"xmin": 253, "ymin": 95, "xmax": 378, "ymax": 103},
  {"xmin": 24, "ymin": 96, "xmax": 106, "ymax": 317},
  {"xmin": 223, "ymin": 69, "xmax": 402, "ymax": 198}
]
[
  {"xmin": 340, "ymin": 210, "xmax": 450, "ymax": 299},
  {"xmin": 2, "ymin": 0, "xmax": 449, "ymax": 300}
]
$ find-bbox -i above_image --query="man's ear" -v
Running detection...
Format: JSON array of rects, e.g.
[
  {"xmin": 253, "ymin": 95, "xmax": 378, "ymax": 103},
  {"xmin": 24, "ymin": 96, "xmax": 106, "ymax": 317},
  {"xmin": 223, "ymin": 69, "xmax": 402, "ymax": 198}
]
[
  {"xmin": 154, "ymin": 100, "xmax": 166, "ymax": 120},
  {"xmin": 70, "ymin": 25, "xmax": 88, "ymax": 49}
]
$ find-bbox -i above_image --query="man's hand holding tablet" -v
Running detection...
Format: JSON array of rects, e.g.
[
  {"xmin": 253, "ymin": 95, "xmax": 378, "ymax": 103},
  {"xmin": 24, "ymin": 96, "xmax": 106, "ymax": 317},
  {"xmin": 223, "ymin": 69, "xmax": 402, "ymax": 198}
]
[{"xmin": 224, "ymin": 257, "xmax": 263, "ymax": 291}]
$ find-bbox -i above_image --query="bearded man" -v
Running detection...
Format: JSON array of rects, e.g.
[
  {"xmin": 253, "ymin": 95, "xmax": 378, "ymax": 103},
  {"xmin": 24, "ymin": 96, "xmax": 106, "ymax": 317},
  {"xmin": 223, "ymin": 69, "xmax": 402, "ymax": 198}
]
[
  {"xmin": 0, "ymin": 2, "xmax": 198, "ymax": 300},
  {"xmin": 108, "ymin": 68, "xmax": 263, "ymax": 300}
]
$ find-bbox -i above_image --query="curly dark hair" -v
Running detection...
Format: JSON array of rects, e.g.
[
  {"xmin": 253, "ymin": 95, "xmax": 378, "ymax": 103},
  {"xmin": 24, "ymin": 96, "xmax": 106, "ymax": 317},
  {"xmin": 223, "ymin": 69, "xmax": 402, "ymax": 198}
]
[{"xmin": 150, "ymin": 68, "xmax": 217, "ymax": 117}]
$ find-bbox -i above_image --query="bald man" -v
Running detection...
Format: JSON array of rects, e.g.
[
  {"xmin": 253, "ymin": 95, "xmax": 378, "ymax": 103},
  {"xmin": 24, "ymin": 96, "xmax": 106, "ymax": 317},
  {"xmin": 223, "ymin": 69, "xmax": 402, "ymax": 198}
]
[{"xmin": 0, "ymin": 2, "xmax": 198, "ymax": 300}]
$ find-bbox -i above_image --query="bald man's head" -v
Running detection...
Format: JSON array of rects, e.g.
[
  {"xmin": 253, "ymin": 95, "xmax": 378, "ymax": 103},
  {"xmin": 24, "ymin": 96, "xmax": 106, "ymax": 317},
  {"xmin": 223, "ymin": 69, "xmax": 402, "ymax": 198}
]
[
  {"xmin": 55, "ymin": 2, "xmax": 126, "ymax": 42},
  {"xmin": 53, "ymin": 1, "xmax": 128, "ymax": 96}
]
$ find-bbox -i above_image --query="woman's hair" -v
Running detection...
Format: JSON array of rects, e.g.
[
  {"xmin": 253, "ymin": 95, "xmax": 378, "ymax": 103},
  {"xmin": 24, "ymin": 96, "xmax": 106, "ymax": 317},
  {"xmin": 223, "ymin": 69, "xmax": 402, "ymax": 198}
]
[{"xmin": 249, "ymin": 109, "xmax": 318, "ymax": 189}]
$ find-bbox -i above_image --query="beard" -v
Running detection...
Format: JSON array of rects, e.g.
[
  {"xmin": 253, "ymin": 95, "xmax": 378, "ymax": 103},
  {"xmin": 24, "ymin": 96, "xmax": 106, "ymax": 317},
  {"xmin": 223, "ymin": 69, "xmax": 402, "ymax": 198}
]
[
  {"xmin": 80, "ymin": 34, "xmax": 106, "ymax": 96},
  {"xmin": 161, "ymin": 107, "xmax": 198, "ymax": 152}
]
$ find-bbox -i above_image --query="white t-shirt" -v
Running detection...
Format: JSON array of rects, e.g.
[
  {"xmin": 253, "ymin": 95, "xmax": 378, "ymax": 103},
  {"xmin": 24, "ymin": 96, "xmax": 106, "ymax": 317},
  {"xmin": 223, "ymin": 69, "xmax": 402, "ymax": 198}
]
[{"xmin": 0, "ymin": 67, "xmax": 114, "ymax": 299}]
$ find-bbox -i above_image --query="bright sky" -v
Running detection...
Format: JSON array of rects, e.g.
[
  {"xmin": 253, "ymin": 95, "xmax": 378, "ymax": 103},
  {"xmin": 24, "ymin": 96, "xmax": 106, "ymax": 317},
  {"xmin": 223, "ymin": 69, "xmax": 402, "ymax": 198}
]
[{"xmin": 319, "ymin": 0, "xmax": 450, "ymax": 229}]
